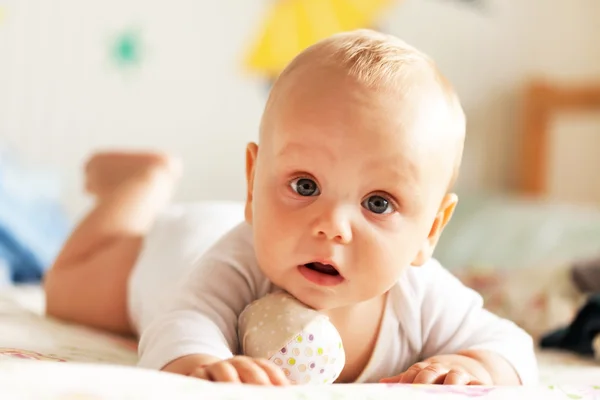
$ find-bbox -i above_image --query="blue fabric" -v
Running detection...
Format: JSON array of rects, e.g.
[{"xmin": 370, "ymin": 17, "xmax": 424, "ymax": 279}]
[{"xmin": 0, "ymin": 155, "xmax": 70, "ymax": 283}]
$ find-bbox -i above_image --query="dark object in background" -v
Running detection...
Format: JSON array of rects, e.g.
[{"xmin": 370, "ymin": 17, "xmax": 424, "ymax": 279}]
[
  {"xmin": 572, "ymin": 257, "xmax": 600, "ymax": 293},
  {"xmin": 540, "ymin": 294, "xmax": 600, "ymax": 356}
]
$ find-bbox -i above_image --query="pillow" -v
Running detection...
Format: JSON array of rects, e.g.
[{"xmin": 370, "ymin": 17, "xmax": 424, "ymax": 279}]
[{"xmin": 435, "ymin": 194, "xmax": 600, "ymax": 271}]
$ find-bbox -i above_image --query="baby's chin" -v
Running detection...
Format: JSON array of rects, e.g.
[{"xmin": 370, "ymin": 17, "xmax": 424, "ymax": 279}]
[
  {"xmin": 288, "ymin": 290, "xmax": 338, "ymax": 311},
  {"xmin": 281, "ymin": 283, "xmax": 353, "ymax": 312}
]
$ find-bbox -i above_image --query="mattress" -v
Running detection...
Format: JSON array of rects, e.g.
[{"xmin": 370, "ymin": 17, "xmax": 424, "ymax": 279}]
[{"xmin": 1, "ymin": 285, "xmax": 599, "ymax": 399}]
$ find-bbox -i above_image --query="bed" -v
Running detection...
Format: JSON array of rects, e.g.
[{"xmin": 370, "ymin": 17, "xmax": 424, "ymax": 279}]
[
  {"xmin": 2, "ymin": 80, "xmax": 600, "ymax": 399},
  {"xmin": 1, "ymin": 285, "xmax": 599, "ymax": 399}
]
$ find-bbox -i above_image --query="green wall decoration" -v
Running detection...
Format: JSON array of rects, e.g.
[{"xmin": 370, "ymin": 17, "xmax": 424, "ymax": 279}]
[{"xmin": 110, "ymin": 29, "xmax": 143, "ymax": 69}]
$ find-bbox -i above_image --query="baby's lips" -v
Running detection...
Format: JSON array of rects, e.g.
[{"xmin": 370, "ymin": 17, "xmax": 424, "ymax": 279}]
[{"xmin": 301, "ymin": 256, "xmax": 347, "ymax": 278}]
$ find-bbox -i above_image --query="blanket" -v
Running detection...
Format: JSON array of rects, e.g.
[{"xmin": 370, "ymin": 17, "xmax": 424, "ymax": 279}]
[{"xmin": 0, "ymin": 153, "xmax": 69, "ymax": 284}]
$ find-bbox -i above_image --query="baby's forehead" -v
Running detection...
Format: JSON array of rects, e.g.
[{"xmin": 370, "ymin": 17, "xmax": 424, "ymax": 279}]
[
  {"xmin": 270, "ymin": 72, "xmax": 449, "ymax": 140},
  {"xmin": 261, "ymin": 30, "xmax": 464, "ymax": 190},
  {"xmin": 270, "ymin": 112, "xmax": 445, "ymax": 178},
  {"xmin": 265, "ymin": 76, "xmax": 459, "ymax": 189}
]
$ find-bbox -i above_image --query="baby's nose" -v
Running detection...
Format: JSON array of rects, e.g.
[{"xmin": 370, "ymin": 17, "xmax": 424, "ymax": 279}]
[{"xmin": 312, "ymin": 206, "xmax": 353, "ymax": 244}]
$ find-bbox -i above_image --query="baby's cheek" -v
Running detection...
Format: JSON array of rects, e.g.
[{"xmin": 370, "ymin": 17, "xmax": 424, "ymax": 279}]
[
  {"xmin": 255, "ymin": 196, "xmax": 291, "ymax": 235},
  {"xmin": 253, "ymin": 229, "xmax": 293, "ymax": 284},
  {"xmin": 353, "ymin": 245, "xmax": 408, "ymax": 294},
  {"xmin": 357, "ymin": 270, "xmax": 397, "ymax": 298},
  {"xmin": 381, "ymin": 230, "xmax": 419, "ymax": 267}
]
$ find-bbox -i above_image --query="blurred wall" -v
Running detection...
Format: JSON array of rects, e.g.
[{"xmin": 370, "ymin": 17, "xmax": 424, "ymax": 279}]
[
  {"xmin": 386, "ymin": 0, "xmax": 600, "ymax": 195},
  {"xmin": 0, "ymin": 0, "xmax": 599, "ymax": 218}
]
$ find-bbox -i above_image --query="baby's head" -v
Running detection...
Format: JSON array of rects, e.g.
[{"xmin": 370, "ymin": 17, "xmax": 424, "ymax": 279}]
[{"xmin": 244, "ymin": 29, "xmax": 465, "ymax": 310}]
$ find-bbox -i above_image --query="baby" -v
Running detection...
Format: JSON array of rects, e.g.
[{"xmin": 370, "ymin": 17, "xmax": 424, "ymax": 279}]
[{"xmin": 44, "ymin": 30, "xmax": 538, "ymax": 386}]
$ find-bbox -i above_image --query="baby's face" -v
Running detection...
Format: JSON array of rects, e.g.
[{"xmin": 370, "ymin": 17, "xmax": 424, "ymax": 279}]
[{"xmin": 246, "ymin": 66, "xmax": 457, "ymax": 310}]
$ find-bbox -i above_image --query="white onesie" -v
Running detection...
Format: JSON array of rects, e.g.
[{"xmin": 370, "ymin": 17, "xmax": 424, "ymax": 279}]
[{"xmin": 129, "ymin": 202, "xmax": 538, "ymax": 384}]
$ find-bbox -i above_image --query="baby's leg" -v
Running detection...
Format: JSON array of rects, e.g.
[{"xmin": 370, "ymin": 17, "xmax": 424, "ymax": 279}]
[{"xmin": 44, "ymin": 151, "xmax": 181, "ymax": 336}]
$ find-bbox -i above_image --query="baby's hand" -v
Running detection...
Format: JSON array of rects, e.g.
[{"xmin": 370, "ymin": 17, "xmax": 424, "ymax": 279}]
[
  {"xmin": 380, "ymin": 361, "xmax": 484, "ymax": 385},
  {"xmin": 189, "ymin": 356, "xmax": 290, "ymax": 386}
]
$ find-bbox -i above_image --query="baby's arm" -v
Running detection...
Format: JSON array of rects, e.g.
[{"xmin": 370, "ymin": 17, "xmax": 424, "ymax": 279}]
[
  {"xmin": 137, "ymin": 255, "xmax": 241, "ymax": 373},
  {"xmin": 383, "ymin": 261, "xmax": 538, "ymax": 385},
  {"xmin": 137, "ymin": 238, "xmax": 287, "ymax": 385}
]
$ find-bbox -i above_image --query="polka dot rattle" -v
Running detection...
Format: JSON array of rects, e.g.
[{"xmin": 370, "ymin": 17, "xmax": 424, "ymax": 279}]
[{"xmin": 238, "ymin": 291, "xmax": 345, "ymax": 385}]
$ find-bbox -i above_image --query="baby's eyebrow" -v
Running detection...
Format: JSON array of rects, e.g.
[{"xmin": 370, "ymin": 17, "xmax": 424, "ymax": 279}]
[
  {"xmin": 365, "ymin": 153, "xmax": 418, "ymax": 182},
  {"xmin": 386, "ymin": 174, "xmax": 420, "ymax": 200},
  {"xmin": 366, "ymin": 159, "xmax": 422, "ymax": 200}
]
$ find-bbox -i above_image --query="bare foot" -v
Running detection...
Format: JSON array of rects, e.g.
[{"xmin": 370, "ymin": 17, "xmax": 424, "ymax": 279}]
[{"xmin": 84, "ymin": 151, "xmax": 183, "ymax": 199}]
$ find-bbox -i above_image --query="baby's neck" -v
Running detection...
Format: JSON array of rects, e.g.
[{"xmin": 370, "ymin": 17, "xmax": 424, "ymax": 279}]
[
  {"xmin": 322, "ymin": 291, "xmax": 389, "ymax": 383},
  {"xmin": 323, "ymin": 292, "xmax": 388, "ymax": 328}
]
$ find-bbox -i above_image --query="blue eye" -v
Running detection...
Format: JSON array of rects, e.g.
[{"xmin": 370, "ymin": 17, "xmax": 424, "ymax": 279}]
[
  {"xmin": 291, "ymin": 178, "xmax": 320, "ymax": 197},
  {"xmin": 362, "ymin": 195, "xmax": 394, "ymax": 214}
]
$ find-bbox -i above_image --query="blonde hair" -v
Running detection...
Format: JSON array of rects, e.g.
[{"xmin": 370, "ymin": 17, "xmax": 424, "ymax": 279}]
[{"xmin": 266, "ymin": 29, "xmax": 466, "ymax": 189}]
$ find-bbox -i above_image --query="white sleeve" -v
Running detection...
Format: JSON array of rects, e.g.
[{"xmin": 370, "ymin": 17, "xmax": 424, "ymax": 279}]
[
  {"xmin": 418, "ymin": 260, "xmax": 539, "ymax": 385},
  {"xmin": 137, "ymin": 227, "xmax": 269, "ymax": 370}
]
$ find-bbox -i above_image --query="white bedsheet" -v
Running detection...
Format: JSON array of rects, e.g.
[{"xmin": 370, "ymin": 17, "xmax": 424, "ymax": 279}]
[{"xmin": 1, "ymin": 285, "xmax": 599, "ymax": 399}]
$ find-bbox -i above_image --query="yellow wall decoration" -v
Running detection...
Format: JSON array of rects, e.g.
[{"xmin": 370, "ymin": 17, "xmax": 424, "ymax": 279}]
[{"xmin": 245, "ymin": 0, "xmax": 395, "ymax": 79}]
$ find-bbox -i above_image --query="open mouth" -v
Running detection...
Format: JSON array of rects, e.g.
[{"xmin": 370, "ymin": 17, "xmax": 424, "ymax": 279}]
[
  {"xmin": 299, "ymin": 261, "xmax": 344, "ymax": 286},
  {"xmin": 304, "ymin": 262, "xmax": 340, "ymax": 276}
]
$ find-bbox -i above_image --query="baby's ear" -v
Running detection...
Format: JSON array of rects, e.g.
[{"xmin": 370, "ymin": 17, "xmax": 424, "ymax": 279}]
[
  {"xmin": 244, "ymin": 142, "xmax": 259, "ymax": 224},
  {"xmin": 411, "ymin": 193, "xmax": 458, "ymax": 267}
]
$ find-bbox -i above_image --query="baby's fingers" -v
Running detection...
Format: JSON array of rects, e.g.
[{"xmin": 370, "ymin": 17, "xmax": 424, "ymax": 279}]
[
  {"xmin": 191, "ymin": 362, "xmax": 241, "ymax": 383},
  {"xmin": 413, "ymin": 363, "xmax": 450, "ymax": 384},
  {"xmin": 398, "ymin": 362, "xmax": 430, "ymax": 384},
  {"xmin": 231, "ymin": 357, "xmax": 273, "ymax": 385},
  {"xmin": 442, "ymin": 369, "xmax": 473, "ymax": 385},
  {"xmin": 379, "ymin": 374, "xmax": 404, "ymax": 384},
  {"xmin": 254, "ymin": 359, "xmax": 290, "ymax": 386}
]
